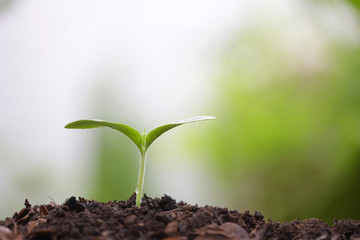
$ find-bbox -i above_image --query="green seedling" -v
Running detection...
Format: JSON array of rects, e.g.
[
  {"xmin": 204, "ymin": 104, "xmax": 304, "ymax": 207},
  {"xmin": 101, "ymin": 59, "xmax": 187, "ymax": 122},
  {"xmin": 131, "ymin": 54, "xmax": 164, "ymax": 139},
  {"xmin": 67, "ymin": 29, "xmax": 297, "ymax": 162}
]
[{"xmin": 65, "ymin": 116, "xmax": 215, "ymax": 207}]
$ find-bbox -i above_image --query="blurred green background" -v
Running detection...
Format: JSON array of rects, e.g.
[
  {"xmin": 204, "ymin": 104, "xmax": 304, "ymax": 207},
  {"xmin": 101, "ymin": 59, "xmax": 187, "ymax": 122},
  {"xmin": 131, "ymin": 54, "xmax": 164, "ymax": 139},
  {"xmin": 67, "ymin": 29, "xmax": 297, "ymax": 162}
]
[{"xmin": 1, "ymin": 1, "xmax": 359, "ymax": 224}]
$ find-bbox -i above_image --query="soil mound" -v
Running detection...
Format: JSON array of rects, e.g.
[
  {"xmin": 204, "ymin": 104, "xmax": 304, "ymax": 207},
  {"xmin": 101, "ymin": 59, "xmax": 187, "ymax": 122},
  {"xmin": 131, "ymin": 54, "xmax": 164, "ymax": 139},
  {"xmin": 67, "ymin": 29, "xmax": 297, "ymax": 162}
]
[{"xmin": 0, "ymin": 195, "xmax": 359, "ymax": 240}]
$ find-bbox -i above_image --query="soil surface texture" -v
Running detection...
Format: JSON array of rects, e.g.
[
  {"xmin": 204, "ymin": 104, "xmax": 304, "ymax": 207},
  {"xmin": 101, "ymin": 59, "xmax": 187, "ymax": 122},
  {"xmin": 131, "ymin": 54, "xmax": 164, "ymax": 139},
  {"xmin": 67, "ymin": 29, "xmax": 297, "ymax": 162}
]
[{"xmin": 0, "ymin": 194, "xmax": 359, "ymax": 240}]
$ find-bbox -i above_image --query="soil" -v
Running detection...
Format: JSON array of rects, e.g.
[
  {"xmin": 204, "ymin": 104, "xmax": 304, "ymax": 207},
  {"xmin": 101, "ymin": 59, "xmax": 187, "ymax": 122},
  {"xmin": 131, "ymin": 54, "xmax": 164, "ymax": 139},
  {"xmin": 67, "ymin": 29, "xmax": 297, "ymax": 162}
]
[{"xmin": 0, "ymin": 194, "xmax": 359, "ymax": 240}]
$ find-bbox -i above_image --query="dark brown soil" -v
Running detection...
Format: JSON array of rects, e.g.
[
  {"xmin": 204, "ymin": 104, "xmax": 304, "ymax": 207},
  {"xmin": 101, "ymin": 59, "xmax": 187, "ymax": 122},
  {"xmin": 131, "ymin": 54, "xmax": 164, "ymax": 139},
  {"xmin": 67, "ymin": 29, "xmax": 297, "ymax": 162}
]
[{"xmin": 0, "ymin": 195, "xmax": 359, "ymax": 240}]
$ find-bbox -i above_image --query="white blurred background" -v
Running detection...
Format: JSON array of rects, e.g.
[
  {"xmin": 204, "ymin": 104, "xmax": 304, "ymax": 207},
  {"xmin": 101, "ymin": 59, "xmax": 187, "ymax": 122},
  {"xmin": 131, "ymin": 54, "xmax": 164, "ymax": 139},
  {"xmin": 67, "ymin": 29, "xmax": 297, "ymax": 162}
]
[{"xmin": 0, "ymin": 0, "xmax": 243, "ymax": 218}]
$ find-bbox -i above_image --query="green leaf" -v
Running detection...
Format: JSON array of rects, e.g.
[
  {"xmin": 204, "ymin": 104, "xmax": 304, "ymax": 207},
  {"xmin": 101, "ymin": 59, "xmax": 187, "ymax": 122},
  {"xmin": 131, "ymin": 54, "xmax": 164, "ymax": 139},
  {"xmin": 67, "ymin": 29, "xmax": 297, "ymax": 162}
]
[
  {"xmin": 145, "ymin": 116, "xmax": 215, "ymax": 150},
  {"xmin": 65, "ymin": 119, "xmax": 142, "ymax": 150}
]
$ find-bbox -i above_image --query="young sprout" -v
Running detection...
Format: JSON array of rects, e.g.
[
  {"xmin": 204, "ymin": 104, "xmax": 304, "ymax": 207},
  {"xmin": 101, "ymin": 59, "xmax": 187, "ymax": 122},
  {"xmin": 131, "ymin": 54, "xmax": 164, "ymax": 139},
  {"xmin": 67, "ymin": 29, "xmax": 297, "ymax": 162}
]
[{"xmin": 65, "ymin": 116, "xmax": 215, "ymax": 207}]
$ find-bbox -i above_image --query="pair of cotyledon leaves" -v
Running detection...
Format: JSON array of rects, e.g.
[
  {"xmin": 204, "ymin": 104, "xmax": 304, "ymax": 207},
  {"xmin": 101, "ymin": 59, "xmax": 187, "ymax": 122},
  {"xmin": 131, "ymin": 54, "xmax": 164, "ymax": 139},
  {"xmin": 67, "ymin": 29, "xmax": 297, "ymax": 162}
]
[{"xmin": 65, "ymin": 116, "xmax": 215, "ymax": 153}]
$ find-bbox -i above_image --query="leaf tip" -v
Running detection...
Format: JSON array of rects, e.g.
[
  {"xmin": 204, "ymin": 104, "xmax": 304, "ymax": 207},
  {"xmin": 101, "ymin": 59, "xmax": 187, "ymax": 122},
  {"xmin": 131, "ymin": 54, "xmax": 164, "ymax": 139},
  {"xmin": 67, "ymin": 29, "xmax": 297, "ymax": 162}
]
[
  {"xmin": 172, "ymin": 116, "xmax": 216, "ymax": 124},
  {"xmin": 64, "ymin": 122, "xmax": 75, "ymax": 129}
]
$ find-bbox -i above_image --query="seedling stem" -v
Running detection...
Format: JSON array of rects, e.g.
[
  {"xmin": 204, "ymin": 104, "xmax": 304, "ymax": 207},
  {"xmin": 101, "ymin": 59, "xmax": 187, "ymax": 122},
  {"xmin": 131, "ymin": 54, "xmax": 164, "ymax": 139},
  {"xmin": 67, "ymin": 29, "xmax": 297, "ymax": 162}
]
[{"xmin": 136, "ymin": 130, "xmax": 147, "ymax": 207}]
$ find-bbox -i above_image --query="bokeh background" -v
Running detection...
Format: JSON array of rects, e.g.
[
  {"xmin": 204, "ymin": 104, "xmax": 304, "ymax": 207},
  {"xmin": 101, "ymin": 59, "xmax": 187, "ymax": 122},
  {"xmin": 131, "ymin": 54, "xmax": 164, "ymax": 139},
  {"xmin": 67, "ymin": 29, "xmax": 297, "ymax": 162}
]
[{"xmin": 1, "ymin": 0, "xmax": 359, "ymax": 223}]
